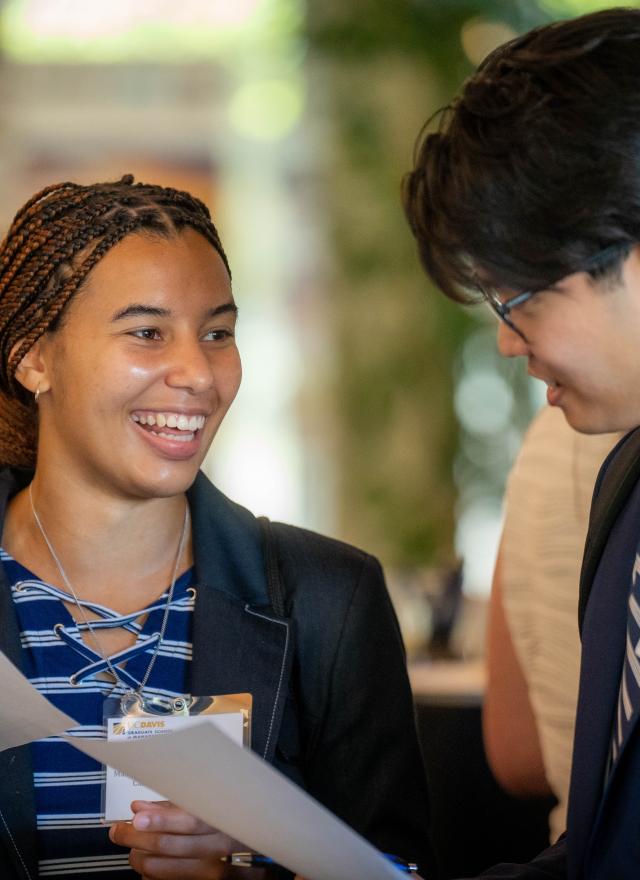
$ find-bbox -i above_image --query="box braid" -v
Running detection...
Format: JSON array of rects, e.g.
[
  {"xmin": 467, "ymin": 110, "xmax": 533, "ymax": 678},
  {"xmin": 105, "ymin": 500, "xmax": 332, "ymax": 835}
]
[{"xmin": 0, "ymin": 174, "xmax": 230, "ymax": 469}]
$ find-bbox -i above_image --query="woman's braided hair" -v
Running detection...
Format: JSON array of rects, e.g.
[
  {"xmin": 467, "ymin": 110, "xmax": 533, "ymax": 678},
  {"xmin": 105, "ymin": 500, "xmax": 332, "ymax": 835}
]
[{"xmin": 0, "ymin": 174, "xmax": 230, "ymax": 469}]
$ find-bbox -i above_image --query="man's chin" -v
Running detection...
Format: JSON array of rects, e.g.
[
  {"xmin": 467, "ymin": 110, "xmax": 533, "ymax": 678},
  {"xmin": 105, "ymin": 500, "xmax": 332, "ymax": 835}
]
[{"xmin": 560, "ymin": 404, "xmax": 633, "ymax": 436}]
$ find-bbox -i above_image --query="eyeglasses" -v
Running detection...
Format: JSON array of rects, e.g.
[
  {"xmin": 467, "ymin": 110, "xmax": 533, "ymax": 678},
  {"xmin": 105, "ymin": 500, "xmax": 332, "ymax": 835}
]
[{"xmin": 478, "ymin": 243, "xmax": 631, "ymax": 338}]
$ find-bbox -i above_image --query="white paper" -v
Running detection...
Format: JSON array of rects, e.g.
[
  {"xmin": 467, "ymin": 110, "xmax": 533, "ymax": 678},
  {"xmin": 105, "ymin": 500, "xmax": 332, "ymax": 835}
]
[
  {"xmin": 0, "ymin": 651, "xmax": 75, "ymax": 747},
  {"xmin": 104, "ymin": 712, "xmax": 244, "ymax": 821},
  {"xmin": 0, "ymin": 651, "xmax": 402, "ymax": 880}
]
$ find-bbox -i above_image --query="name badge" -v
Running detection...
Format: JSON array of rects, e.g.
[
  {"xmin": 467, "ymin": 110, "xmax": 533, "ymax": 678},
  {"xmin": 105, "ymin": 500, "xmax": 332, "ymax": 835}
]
[{"xmin": 102, "ymin": 692, "xmax": 252, "ymax": 822}]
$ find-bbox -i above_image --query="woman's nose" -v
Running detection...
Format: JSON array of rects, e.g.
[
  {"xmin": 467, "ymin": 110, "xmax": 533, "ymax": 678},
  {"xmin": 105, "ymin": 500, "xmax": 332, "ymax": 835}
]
[
  {"xmin": 496, "ymin": 320, "xmax": 529, "ymax": 359},
  {"xmin": 165, "ymin": 339, "xmax": 214, "ymax": 393}
]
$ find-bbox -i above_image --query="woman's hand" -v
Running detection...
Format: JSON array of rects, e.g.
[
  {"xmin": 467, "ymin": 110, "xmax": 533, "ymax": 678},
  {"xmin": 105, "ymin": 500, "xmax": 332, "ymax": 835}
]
[{"xmin": 109, "ymin": 800, "xmax": 261, "ymax": 879}]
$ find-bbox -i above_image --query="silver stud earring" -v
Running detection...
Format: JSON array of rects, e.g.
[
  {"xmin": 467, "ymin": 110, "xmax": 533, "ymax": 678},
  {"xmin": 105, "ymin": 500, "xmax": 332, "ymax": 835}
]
[{"xmin": 34, "ymin": 387, "xmax": 40, "ymax": 404}]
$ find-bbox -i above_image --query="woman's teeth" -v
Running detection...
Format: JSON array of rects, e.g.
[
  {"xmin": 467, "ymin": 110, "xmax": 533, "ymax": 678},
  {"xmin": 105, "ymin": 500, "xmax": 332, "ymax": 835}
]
[{"xmin": 132, "ymin": 413, "xmax": 205, "ymax": 432}]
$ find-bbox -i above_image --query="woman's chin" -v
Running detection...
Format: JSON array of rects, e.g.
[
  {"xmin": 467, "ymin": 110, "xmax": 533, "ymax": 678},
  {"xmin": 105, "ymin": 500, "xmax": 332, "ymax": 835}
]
[{"xmin": 123, "ymin": 459, "xmax": 205, "ymax": 501}]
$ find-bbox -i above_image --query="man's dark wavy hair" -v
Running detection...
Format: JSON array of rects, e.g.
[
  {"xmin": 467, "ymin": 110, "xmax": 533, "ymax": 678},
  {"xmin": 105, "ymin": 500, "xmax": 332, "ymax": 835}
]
[{"xmin": 402, "ymin": 7, "xmax": 640, "ymax": 303}]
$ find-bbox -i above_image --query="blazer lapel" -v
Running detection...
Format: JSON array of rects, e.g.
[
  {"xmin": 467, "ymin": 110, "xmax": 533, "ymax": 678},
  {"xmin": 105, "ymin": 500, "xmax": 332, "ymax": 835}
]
[
  {"xmin": 0, "ymin": 469, "xmax": 38, "ymax": 880},
  {"xmin": 187, "ymin": 473, "xmax": 294, "ymax": 763}
]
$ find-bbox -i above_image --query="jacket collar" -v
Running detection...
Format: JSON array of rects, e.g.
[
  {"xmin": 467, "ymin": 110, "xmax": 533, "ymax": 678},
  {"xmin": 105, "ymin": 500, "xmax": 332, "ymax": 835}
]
[
  {"xmin": 186, "ymin": 472, "xmax": 293, "ymax": 762},
  {"xmin": 187, "ymin": 471, "xmax": 267, "ymax": 606}
]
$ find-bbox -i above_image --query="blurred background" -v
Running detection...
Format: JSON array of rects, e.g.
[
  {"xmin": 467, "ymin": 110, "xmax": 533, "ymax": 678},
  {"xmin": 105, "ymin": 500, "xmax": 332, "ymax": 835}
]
[
  {"xmin": 0, "ymin": 0, "xmax": 633, "ymax": 874},
  {"xmin": 0, "ymin": 0, "xmax": 619, "ymax": 656}
]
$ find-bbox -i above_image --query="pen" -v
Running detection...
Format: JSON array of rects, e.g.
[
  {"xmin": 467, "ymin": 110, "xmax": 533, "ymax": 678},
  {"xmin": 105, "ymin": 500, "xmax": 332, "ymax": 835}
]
[{"xmin": 221, "ymin": 851, "xmax": 419, "ymax": 873}]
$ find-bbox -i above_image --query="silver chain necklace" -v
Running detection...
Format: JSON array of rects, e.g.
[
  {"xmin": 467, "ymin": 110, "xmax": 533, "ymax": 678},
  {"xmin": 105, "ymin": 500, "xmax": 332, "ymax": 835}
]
[{"xmin": 28, "ymin": 483, "xmax": 189, "ymax": 701}]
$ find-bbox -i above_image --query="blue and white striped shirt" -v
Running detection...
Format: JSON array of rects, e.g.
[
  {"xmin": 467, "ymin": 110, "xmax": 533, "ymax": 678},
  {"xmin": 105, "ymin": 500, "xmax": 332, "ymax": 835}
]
[{"xmin": 2, "ymin": 549, "xmax": 195, "ymax": 878}]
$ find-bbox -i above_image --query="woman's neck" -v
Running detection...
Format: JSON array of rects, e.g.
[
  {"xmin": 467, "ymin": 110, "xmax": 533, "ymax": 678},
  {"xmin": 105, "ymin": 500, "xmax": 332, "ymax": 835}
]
[{"xmin": 2, "ymin": 470, "xmax": 193, "ymax": 614}]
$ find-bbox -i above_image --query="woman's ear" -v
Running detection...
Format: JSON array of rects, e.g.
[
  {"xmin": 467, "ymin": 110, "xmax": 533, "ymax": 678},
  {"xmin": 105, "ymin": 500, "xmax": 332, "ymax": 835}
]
[{"xmin": 11, "ymin": 339, "xmax": 51, "ymax": 398}]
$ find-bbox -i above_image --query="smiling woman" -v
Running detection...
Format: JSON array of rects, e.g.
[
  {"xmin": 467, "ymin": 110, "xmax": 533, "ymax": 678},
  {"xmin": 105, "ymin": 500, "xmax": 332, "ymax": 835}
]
[
  {"xmin": 25, "ymin": 228, "xmax": 242, "ymax": 501},
  {"xmin": 0, "ymin": 176, "xmax": 433, "ymax": 880}
]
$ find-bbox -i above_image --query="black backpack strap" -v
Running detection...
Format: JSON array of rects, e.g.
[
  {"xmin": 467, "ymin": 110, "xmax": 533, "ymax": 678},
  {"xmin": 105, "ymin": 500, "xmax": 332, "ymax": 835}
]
[
  {"xmin": 579, "ymin": 426, "xmax": 640, "ymax": 634},
  {"xmin": 257, "ymin": 516, "xmax": 287, "ymax": 618}
]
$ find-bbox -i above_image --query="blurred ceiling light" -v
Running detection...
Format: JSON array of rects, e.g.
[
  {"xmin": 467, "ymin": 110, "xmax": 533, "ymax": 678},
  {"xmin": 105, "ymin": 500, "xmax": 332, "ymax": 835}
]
[
  {"xmin": 21, "ymin": 0, "xmax": 261, "ymax": 39},
  {"xmin": 460, "ymin": 17, "xmax": 517, "ymax": 67},
  {"xmin": 454, "ymin": 370, "xmax": 514, "ymax": 436},
  {"xmin": 228, "ymin": 79, "xmax": 304, "ymax": 141}
]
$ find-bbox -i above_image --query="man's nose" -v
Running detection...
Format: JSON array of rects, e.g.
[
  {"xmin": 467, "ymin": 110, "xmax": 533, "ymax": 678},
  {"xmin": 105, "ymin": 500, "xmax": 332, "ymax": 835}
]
[{"xmin": 496, "ymin": 320, "xmax": 529, "ymax": 358}]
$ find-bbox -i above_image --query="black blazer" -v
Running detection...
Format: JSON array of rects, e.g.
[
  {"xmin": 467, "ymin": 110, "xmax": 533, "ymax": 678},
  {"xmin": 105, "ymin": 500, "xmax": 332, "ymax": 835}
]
[{"xmin": 0, "ymin": 469, "xmax": 434, "ymax": 879}]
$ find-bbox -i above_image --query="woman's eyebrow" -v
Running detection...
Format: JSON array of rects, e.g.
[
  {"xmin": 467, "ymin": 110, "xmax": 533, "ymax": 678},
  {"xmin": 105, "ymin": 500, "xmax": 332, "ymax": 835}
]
[{"xmin": 110, "ymin": 302, "xmax": 238, "ymax": 322}]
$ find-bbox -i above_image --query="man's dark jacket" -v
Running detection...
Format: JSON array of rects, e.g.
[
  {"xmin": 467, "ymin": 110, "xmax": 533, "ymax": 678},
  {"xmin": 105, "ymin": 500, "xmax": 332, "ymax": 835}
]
[
  {"xmin": 475, "ymin": 431, "xmax": 640, "ymax": 879},
  {"xmin": 0, "ymin": 468, "xmax": 433, "ymax": 879}
]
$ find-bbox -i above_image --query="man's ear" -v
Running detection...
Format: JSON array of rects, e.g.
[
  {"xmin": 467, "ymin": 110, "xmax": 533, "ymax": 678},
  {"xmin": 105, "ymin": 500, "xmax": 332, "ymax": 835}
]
[{"xmin": 11, "ymin": 339, "xmax": 51, "ymax": 397}]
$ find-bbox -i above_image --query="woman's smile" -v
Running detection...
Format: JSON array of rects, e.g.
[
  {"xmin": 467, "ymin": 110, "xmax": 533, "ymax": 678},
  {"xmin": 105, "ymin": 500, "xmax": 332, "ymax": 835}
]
[{"xmin": 131, "ymin": 410, "xmax": 209, "ymax": 460}]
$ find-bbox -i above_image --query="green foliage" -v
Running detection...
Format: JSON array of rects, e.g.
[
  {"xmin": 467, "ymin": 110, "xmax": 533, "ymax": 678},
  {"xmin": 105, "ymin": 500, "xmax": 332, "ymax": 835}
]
[
  {"xmin": 305, "ymin": 0, "xmax": 549, "ymax": 567},
  {"xmin": 308, "ymin": 0, "xmax": 545, "ymax": 62}
]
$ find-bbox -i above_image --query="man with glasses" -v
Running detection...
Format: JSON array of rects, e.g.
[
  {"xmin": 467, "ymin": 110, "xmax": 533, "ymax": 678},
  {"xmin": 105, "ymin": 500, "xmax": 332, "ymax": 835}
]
[
  {"xmin": 479, "ymin": 244, "xmax": 630, "ymax": 340},
  {"xmin": 402, "ymin": 6, "xmax": 640, "ymax": 879}
]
